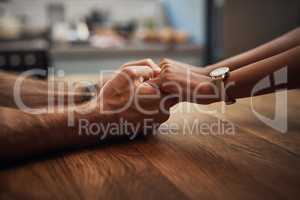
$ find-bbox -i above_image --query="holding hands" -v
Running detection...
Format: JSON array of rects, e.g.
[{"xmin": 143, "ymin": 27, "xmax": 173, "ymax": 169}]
[
  {"xmin": 88, "ymin": 58, "xmax": 214, "ymax": 136},
  {"xmin": 97, "ymin": 58, "xmax": 218, "ymax": 116},
  {"xmin": 87, "ymin": 59, "xmax": 178, "ymax": 136}
]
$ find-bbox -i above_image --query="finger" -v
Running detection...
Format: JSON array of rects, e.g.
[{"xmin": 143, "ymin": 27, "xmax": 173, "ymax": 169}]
[
  {"xmin": 164, "ymin": 59, "xmax": 188, "ymax": 66},
  {"xmin": 160, "ymin": 58, "xmax": 182, "ymax": 66},
  {"xmin": 146, "ymin": 77, "xmax": 161, "ymax": 88},
  {"xmin": 163, "ymin": 96, "xmax": 179, "ymax": 108},
  {"xmin": 159, "ymin": 62, "xmax": 168, "ymax": 70},
  {"xmin": 159, "ymin": 59, "xmax": 175, "ymax": 70},
  {"xmin": 137, "ymin": 82, "xmax": 160, "ymax": 96},
  {"xmin": 134, "ymin": 79, "xmax": 162, "ymax": 112},
  {"xmin": 122, "ymin": 66, "xmax": 154, "ymax": 82},
  {"xmin": 122, "ymin": 59, "xmax": 161, "ymax": 75},
  {"xmin": 160, "ymin": 58, "xmax": 189, "ymax": 71},
  {"xmin": 159, "ymin": 58, "xmax": 172, "ymax": 68}
]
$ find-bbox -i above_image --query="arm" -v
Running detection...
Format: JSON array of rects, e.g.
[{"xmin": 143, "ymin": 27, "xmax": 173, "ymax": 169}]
[
  {"xmin": 225, "ymin": 45, "xmax": 300, "ymax": 99},
  {"xmin": 158, "ymin": 46, "xmax": 300, "ymax": 104},
  {"xmin": 0, "ymin": 63, "xmax": 170, "ymax": 163},
  {"xmin": 0, "ymin": 105, "xmax": 104, "ymax": 163},
  {"xmin": 0, "ymin": 59, "xmax": 158, "ymax": 109},
  {"xmin": 204, "ymin": 27, "xmax": 300, "ymax": 74},
  {"xmin": 0, "ymin": 71, "xmax": 111, "ymax": 109}
]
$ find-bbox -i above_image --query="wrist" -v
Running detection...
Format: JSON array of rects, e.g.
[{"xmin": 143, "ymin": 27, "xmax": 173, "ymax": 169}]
[
  {"xmin": 208, "ymin": 67, "xmax": 237, "ymax": 105},
  {"xmin": 202, "ymin": 65, "xmax": 217, "ymax": 76},
  {"xmin": 195, "ymin": 78, "xmax": 220, "ymax": 104},
  {"xmin": 75, "ymin": 102, "xmax": 116, "ymax": 125}
]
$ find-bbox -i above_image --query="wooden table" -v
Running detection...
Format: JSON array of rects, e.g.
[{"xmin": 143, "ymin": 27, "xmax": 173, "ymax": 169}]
[{"xmin": 1, "ymin": 90, "xmax": 300, "ymax": 200}]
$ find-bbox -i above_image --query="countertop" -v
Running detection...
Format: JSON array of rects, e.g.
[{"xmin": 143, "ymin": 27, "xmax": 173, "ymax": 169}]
[
  {"xmin": 1, "ymin": 89, "xmax": 299, "ymax": 200},
  {"xmin": 51, "ymin": 43, "xmax": 203, "ymax": 58}
]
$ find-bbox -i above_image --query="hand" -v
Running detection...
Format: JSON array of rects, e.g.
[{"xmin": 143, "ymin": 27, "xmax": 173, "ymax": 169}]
[
  {"xmin": 90, "ymin": 59, "xmax": 161, "ymax": 95},
  {"xmin": 160, "ymin": 58, "xmax": 210, "ymax": 76},
  {"xmin": 93, "ymin": 64, "xmax": 173, "ymax": 136},
  {"xmin": 159, "ymin": 58, "xmax": 217, "ymax": 105},
  {"xmin": 121, "ymin": 58, "xmax": 161, "ymax": 76}
]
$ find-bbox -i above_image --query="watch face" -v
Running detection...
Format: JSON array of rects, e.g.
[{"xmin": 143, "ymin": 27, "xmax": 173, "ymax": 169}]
[{"xmin": 210, "ymin": 67, "xmax": 230, "ymax": 78}]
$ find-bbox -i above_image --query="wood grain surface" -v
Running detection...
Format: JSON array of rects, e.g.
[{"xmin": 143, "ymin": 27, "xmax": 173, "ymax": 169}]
[{"xmin": 1, "ymin": 90, "xmax": 299, "ymax": 200}]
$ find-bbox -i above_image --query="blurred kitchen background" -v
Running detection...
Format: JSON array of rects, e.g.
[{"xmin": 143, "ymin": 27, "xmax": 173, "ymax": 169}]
[{"xmin": 0, "ymin": 0, "xmax": 299, "ymax": 78}]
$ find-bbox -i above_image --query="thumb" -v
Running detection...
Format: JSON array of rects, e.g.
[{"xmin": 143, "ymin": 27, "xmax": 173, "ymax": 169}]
[{"xmin": 146, "ymin": 77, "xmax": 161, "ymax": 88}]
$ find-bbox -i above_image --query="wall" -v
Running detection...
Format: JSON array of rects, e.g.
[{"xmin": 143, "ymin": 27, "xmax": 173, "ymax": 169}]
[
  {"xmin": 1, "ymin": 0, "xmax": 206, "ymax": 44},
  {"xmin": 2, "ymin": 0, "xmax": 162, "ymax": 28},
  {"xmin": 162, "ymin": 0, "xmax": 206, "ymax": 44},
  {"xmin": 223, "ymin": 0, "xmax": 300, "ymax": 57}
]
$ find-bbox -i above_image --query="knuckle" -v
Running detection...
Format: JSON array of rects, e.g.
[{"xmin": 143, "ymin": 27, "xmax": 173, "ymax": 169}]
[
  {"xmin": 145, "ymin": 58, "xmax": 152, "ymax": 63},
  {"xmin": 121, "ymin": 62, "xmax": 131, "ymax": 68},
  {"xmin": 160, "ymin": 58, "xmax": 173, "ymax": 67},
  {"xmin": 160, "ymin": 58, "xmax": 169, "ymax": 64},
  {"xmin": 122, "ymin": 68, "xmax": 135, "ymax": 78},
  {"xmin": 162, "ymin": 64, "xmax": 172, "ymax": 73},
  {"xmin": 121, "ymin": 64, "xmax": 127, "ymax": 69}
]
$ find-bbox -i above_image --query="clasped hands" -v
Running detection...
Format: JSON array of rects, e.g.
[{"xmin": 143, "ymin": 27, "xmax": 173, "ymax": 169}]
[{"xmin": 82, "ymin": 58, "xmax": 218, "ymax": 135}]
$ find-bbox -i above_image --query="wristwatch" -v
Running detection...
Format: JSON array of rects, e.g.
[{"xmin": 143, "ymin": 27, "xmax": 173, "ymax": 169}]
[{"xmin": 209, "ymin": 67, "xmax": 236, "ymax": 105}]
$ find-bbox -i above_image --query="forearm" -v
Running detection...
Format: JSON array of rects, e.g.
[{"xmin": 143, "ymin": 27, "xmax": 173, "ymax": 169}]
[
  {"xmin": 0, "ymin": 105, "xmax": 108, "ymax": 163},
  {"xmin": 204, "ymin": 27, "xmax": 300, "ymax": 74},
  {"xmin": 0, "ymin": 72, "xmax": 49, "ymax": 107},
  {"xmin": 225, "ymin": 46, "xmax": 300, "ymax": 99},
  {"xmin": 0, "ymin": 72, "xmax": 111, "ymax": 108}
]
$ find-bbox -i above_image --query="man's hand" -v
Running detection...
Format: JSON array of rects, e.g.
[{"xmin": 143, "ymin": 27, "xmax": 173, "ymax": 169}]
[
  {"xmin": 92, "ymin": 62, "xmax": 172, "ymax": 135},
  {"xmin": 121, "ymin": 58, "xmax": 161, "ymax": 76},
  {"xmin": 0, "ymin": 60, "xmax": 171, "ymax": 162}
]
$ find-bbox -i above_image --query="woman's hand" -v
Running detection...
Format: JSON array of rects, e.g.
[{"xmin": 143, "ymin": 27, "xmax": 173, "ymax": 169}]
[
  {"xmin": 159, "ymin": 58, "xmax": 217, "ymax": 105},
  {"xmin": 160, "ymin": 58, "xmax": 210, "ymax": 76}
]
